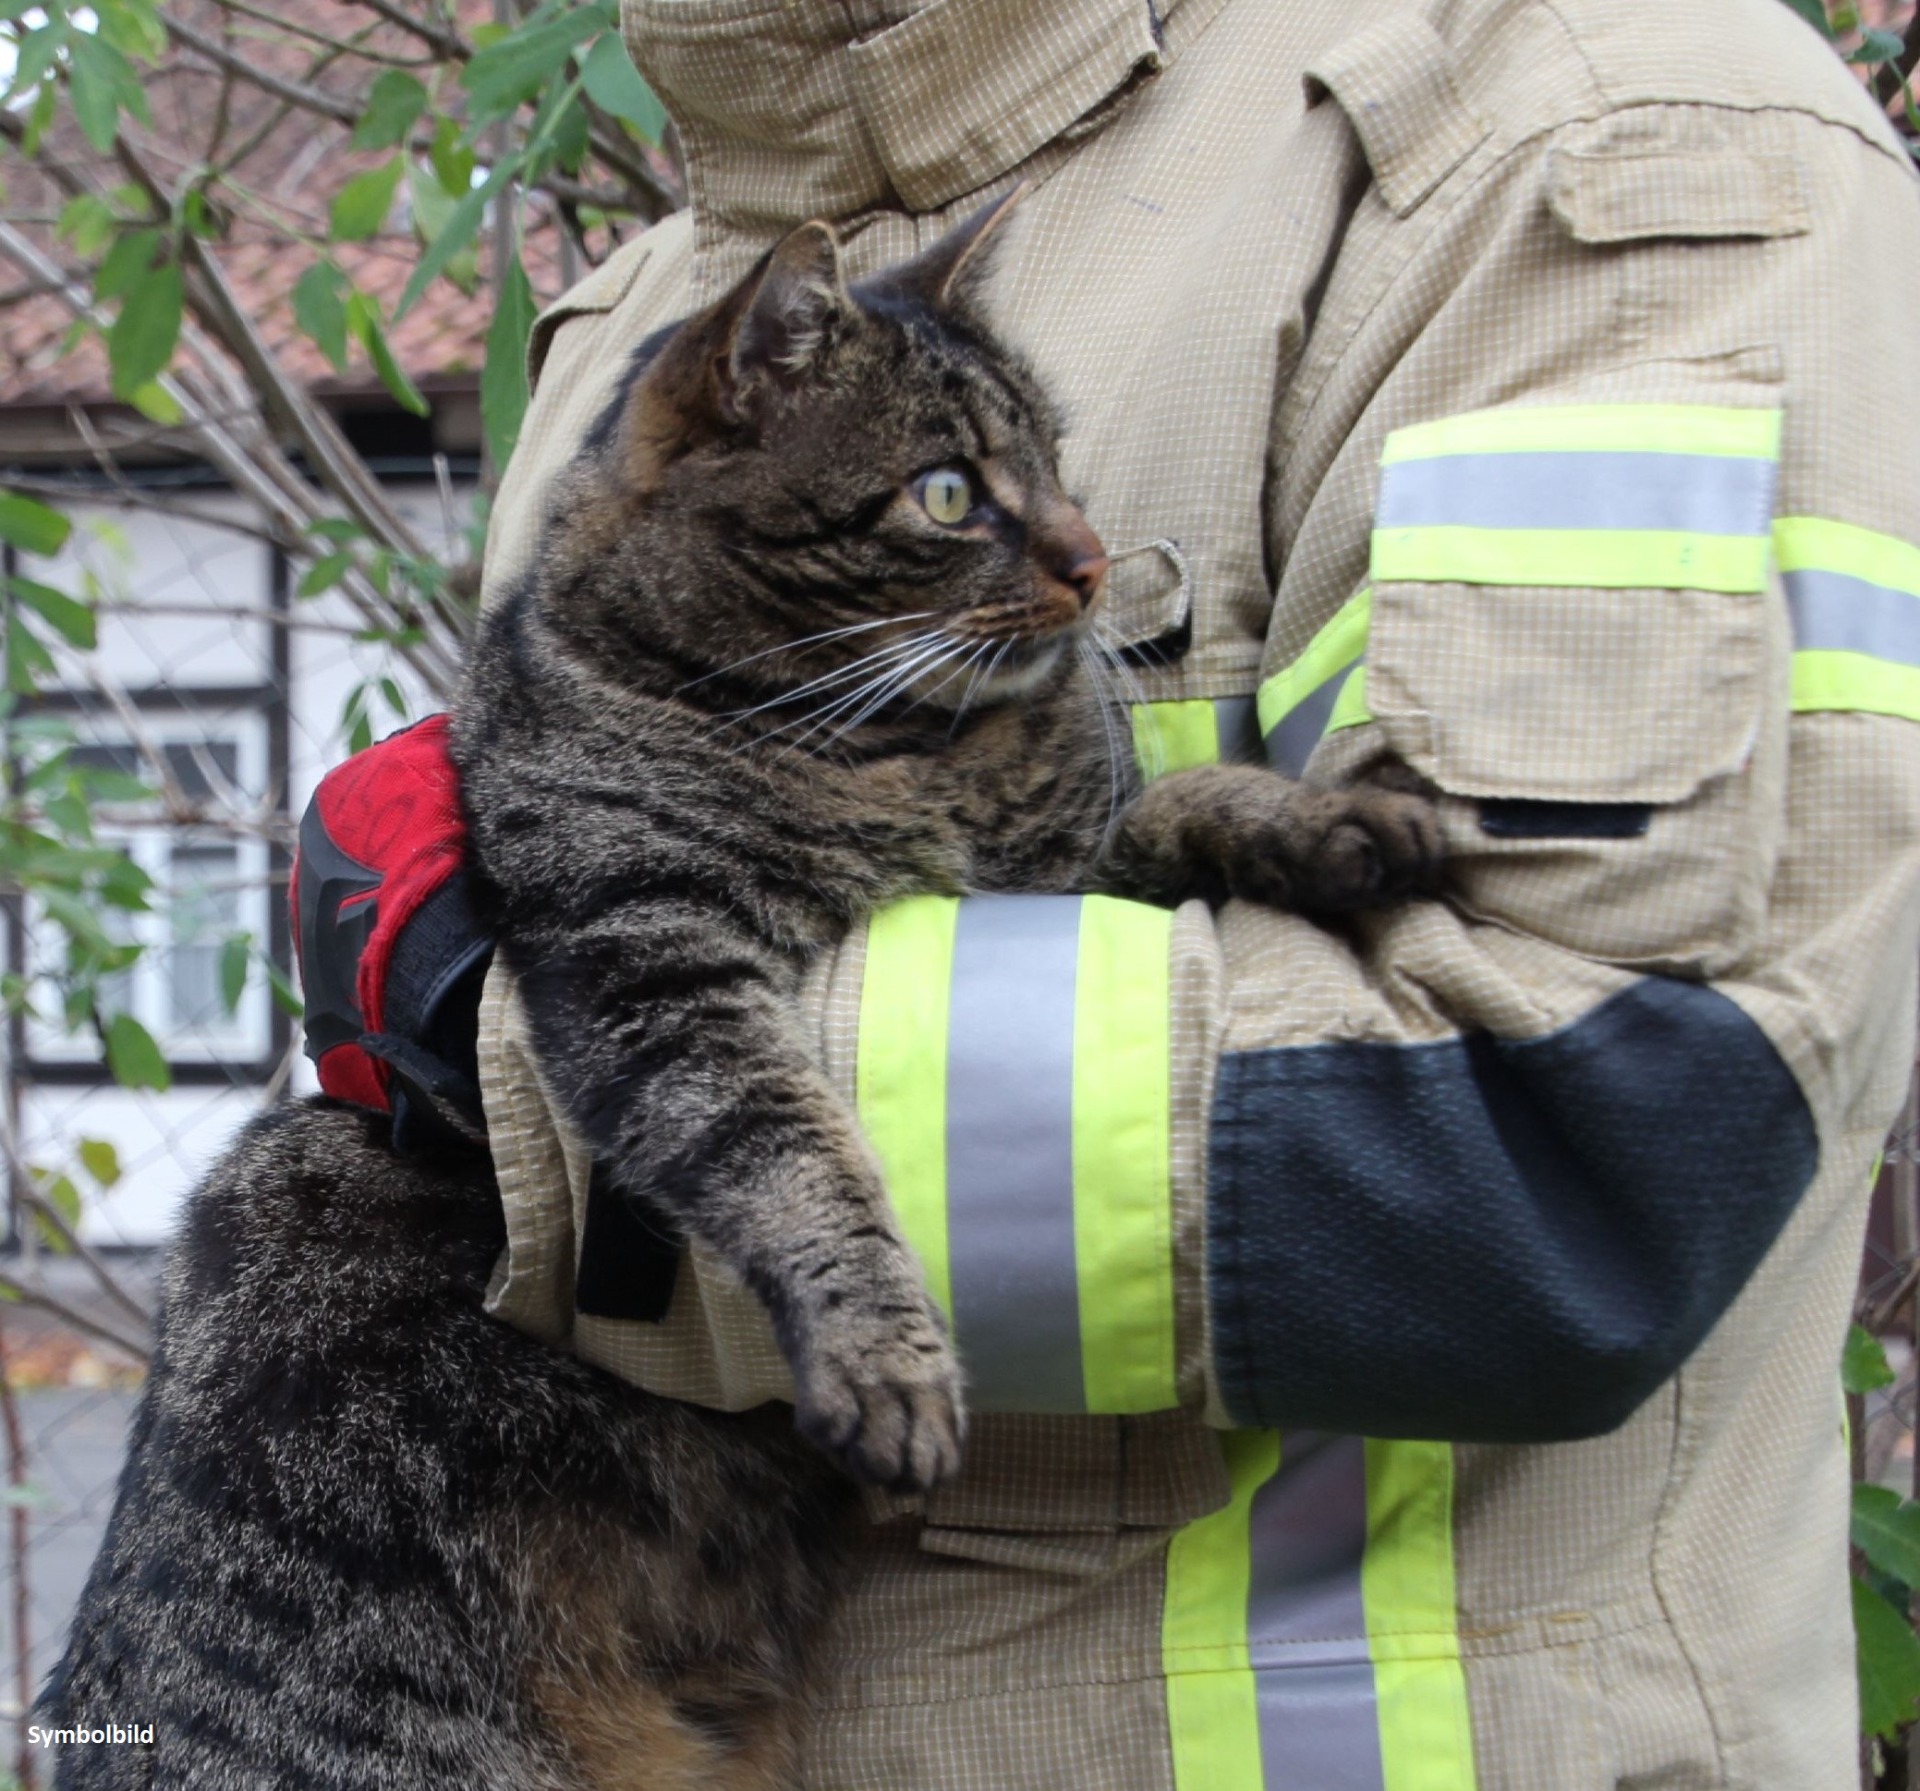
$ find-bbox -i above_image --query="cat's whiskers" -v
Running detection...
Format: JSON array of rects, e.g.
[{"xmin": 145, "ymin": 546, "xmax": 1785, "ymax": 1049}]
[
  {"xmin": 1077, "ymin": 636, "xmax": 1135, "ymax": 844},
  {"xmin": 748, "ymin": 631, "xmax": 963, "ymax": 755},
  {"xmin": 944, "ymin": 637, "xmax": 1021, "ymax": 740},
  {"xmin": 802, "ymin": 635, "xmax": 978, "ymax": 753},
  {"xmin": 677, "ymin": 611, "xmax": 938, "ymax": 694},
  {"xmin": 790, "ymin": 630, "xmax": 985, "ymax": 755},
  {"xmin": 713, "ymin": 633, "xmax": 939, "ymax": 731}
]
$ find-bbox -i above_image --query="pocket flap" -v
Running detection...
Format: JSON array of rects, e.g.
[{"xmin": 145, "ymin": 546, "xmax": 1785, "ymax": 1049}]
[
  {"xmin": 917, "ymin": 1412, "xmax": 1230, "ymax": 1535},
  {"xmin": 1099, "ymin": 537, "xmax": 1193, "ymax": 658},
  {"xmin": 1547, "ymin": 111, "xmax": 1811, "ymax": 245},
  {"xmin": 1364, "ymin": 388, "xmax": 1782, "ymax": 806}
]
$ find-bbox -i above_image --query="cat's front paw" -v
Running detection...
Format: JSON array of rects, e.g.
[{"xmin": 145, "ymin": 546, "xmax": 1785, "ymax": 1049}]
[
  {"xmin": 1231, "ymin": 780, "xmax": 1445, "ymax": 913},
  {"xmin": 792, "ymin": 1313, "xmax": 967, "ymax": 1494}
]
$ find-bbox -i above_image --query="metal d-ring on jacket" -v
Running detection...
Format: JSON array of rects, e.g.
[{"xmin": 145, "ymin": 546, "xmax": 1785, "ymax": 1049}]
[{"xmin": 473, "ymin": 0, "xmax": 1920, "ymax": 1784}]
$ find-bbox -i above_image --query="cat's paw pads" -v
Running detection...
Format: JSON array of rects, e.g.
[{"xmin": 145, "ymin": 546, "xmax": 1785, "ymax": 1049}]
[
  {"xmin": 1232, "ymin": 782, "xmax": 1444, "ymax": 913},
  {"xmin": 1299, "ymin": 784, "xmax": 1445, "ymax": 910},
  {"xmin": 794, "ymin": 1329, "xmax": 967, "ymax": 1495}
]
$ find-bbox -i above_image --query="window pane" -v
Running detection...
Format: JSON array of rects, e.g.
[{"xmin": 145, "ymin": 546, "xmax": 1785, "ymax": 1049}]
[{"xmin": 168, "ymin": 842, "xmax": 240, "ymax": 1032}]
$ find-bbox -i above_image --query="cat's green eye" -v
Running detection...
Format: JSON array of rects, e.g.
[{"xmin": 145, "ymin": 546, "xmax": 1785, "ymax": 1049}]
[{"xmin": 917, "ymin": 467, "xmax": 974, "ymax": 527}]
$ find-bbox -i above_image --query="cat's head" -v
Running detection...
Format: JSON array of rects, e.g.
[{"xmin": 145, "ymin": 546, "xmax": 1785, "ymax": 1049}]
[{"xmin": 561, "ymin": 191, "xmax": 1108, "ymax": 730}]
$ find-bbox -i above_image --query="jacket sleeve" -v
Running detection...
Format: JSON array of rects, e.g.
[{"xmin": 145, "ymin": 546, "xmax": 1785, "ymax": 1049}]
[{"xmin": 845, "ymin": 104, "xmax": 1920, "ymax": 1443}]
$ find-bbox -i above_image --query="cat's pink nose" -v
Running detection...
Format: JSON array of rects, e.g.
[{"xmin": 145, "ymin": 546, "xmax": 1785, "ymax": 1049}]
[
  {"xmin": 1061, "ymin": 548, "xmax": 1110, "ymax": 611},
  {"xmin": 1043, "ymin": 509, "xmax": 1109, "ymax": 611}
]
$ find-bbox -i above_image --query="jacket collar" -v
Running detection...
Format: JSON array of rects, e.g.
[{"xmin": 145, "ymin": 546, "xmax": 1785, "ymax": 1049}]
[{"xmin": 624, "ymin": 0, "xmax": 1181, "ymax": 237}]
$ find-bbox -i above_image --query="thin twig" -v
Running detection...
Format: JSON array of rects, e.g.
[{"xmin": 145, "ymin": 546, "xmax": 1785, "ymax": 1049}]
[{"xmin": 0, "ymin": 1278, "xmax": 150, "ymax": 1365}]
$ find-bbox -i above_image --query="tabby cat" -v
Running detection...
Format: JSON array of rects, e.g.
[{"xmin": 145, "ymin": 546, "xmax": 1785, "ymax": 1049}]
[{"xmin": 44, "ymin": 193, "xmax": 1439, "ymax": 1790}]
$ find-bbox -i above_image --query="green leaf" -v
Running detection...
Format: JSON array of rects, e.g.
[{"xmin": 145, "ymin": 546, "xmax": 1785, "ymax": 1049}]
[
  {"xmin": 405, "ymin": 163, "xmax": 477, "ymax": 294},
  {"xmin": 549, "ymin": 93, "xmax": 590, "ymax": 175},
  {"xmin": 1845, "ymin": 1323, "xmax": 1897, "ymax": 1394},
  {"xmin": 462, "ymin": 10, "xmax": 599, "ymax": 116},
  {"xmin": 351, "ymin": 68, "xmax": 427, "ymax": 151},
  {"xmin": 77, "ymin": 1138, "xmax": 121, "ymax": 1187},
  {"xmin": 44, "ymin": 1171, "xmax": 80, "ymax": 1230},
  {"xmin": 1856, "ymin": 1484, "xmax": 1920, "ymax": 1588},
  {"xmin": 292, "ymin": 263, "xmax": 351, "ymax": 374},
  {"xmin": 68, "ymin": 30, "xmax": 145, "ymax": 149},
  {"xmin": 94, "ymin": 225, "xmax": 160, "ymax": 301},
  {"xmin": 1849, "ymin": 26, "xmax": 1906, "ymax": 63},
  {"xmin": 66, "ymin": 32, "xmax": 130, "ymax": 152},
  {"xmin": 481, "ymin": 247, "xmax": 536, "ymax": 471},
  {"xmin": 10, "ymin": 577, "xmax": 94, "ymax": 649},
  {"xmin": 21, "ymin": 73, "xmax": 58, "ymax": 151},
  {"xmin": 97, "ymin": 853, "xmax": 152, "ymax": 909},
  {"xmin": 103, "ymin": 1012, "xmax": 170, "ymax": 1091},
  {"xmin": 108, "ymin": 262, "xmax": 183, "ymax": 401},
  {"xmin": 40, "ymin": 887, "xmax": 114, "ymax": 954},
  {"xmin": 1856, "ymin": 1574, "xmax": 1920, "ymax": 1738},
  {"xmin": 125, "ymin": 381, "xmax": 183, "ymax": 425},
  {"xmin": 43, "ymin": 791, "xmax": 89, "ymax": 837},
  {"xmin": 297, "ymin": 549, "xmax": 354, "ymax": 598},
  {"xmin": 341, "ymin": 681, "xmax": 375, "ymax": 754},
  {"xmin": 4, "ymin": 22, "xmax": 63, "ymax": 102},
  {"xmin": 395, "ymin": 158, "xmax": 513, "ymax": 318},
  {"xmin": 579, "ymin": 33, "xmax": 667, "ymax": 143},
  {"xmin": 6, "ymin": 618, "xmax": 55, "ymax": 693},
  {"xmin": 264, "ymin": 957, "xmax": 302, "ymax": 1019},
  {"xmin": 57, "ymin": 193, "xmax": 116, "ymax": 257},
  {"xmin": 428, "ymin": 116, "xmax": 476, "ymax": 195},
  {"xmin": 80, "ymin": 767, "xmax": 154, "ymax": 804},
  {"xmin": 0, "ymin": 493, "xmax": 70, "ymax": 557},
  {"xmin": 179, "ymin": 184, "xmax": 220, "ymax": 240},
  {"xmin": 329, "ymin": 157, "xmax": 403, "ymax": 242},
  {"xmin": 1779, "ymin": 0, "xmax": 1834, "ymax": 33},
  {"xmin": 218, "ymin": 933, "xmax": 249, "ymax": 1014},
  {"xmin": 95, "ymin": 0, "xmax": 166, "ymax": 61},
  {"xmin": 346, "ymin": 294, "xmax": 429, "ymax": 418}
]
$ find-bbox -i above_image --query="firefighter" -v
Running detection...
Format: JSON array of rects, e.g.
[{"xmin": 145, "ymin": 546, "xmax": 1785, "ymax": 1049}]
[{"xmin": 464, "ymin": 0, "xmax": 1920, "ymax": 1783}]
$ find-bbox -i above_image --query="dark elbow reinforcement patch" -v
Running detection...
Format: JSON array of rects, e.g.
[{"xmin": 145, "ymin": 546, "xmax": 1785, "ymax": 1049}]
[{"xmin": 1206, "ymin": 976, "xmax": 1819, "ymax": 1443}]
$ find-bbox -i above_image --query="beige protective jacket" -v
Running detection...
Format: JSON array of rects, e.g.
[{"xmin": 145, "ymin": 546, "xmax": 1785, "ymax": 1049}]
[{"xmin": 475, "ymin": 1, "xmax": 1920, "ymax": 1785}]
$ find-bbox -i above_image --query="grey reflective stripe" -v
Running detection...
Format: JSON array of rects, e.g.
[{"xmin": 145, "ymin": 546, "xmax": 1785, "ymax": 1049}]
[
  {"xmin": 944, "ymin": 894, "xmax": 1085, "ymax": 1413},
  {"xmin": 1250, "ymin": 1433, "xmax": 1383, "ymax": 1789},
  {"xmin": 1267, "ymin": 662, "xmax": 1361, "ymax": 779},
  {"xmin": 1376, "ymin": 450, "xmax": 1777, "ymax": 537},
  {"xmin": 1214, "ymin": 695, "xmax": 1263, "ymax": 764},
  {"xmin": 1785, "ymin": 568, "xmax": 1920, "ymax": 667}
]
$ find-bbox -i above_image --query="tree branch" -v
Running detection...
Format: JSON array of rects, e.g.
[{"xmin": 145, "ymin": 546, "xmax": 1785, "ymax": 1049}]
[{"xmin": 0, "ymin": 1276, "xmax": 151, "ymax": 1364}]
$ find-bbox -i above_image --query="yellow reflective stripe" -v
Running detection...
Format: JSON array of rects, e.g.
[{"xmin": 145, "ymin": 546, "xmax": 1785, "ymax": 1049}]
[
  {"xmin": 1775, "ymin": 515, "xmax": 1920, "ymax": 596},
  {"xmin": 1371, "ymin": 525, "xmax": 1770, "ymax": 593},
  {"xmin": 855, "ymin": 896, "xmax": 959, "ymax": 1318},
  {"xmin": 1132, "ymin": 700, "xmax": 1221, "ymax": 780},
  {"xmin": 1327, "ymin": 665, "xmax": 1374, "ymax": 733},
  {"xmin": 1164, "ymin": 1430, "xmax": 1280, "ymax": 1789},
  {"xmin": 1383, "ymin": 404, "xmax": 1782, "ymax": 464},
  {"xmin": 1072, "ymin": 895, "xmax": 1176, "ymax": 1414},
  {"xmin": 1256, "ymin": 587, "xmax": 1372, "ymax": 738},
  {"xmin": 1364, "ymin": 1440, "xmax": 1478, "ymax": 1791},
  {"xmin": 1790, "ymin": 649, "xmax": 1920, "ymax": 723}
]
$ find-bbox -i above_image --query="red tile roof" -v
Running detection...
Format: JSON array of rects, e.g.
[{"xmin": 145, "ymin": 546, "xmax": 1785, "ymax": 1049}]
[{"xmin": 0, "ymin": 0, "xmax": 665, "ymax": 410}]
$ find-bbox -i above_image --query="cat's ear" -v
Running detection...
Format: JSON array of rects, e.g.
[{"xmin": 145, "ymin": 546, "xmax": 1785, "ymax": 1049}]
[
  {"xmin": 718, "ymin": 221, "xmax": 850, "ymax": 421},
  {"xmin": 864, "ymin": 183, "xmax": 1027, "ymax": 314}
]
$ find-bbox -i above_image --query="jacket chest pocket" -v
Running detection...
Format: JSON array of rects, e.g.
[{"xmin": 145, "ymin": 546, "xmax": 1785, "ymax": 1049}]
[{"xmin": 1353, "ymin": 378, "xmax": 1790, "ymax": 976}]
